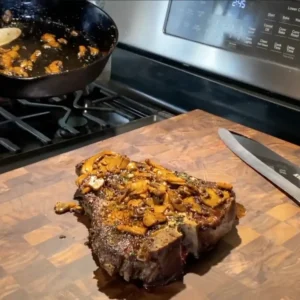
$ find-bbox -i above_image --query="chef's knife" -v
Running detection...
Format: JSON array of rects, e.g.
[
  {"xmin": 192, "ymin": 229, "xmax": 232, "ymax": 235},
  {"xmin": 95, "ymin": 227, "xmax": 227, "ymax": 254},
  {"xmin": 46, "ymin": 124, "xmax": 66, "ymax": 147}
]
[{"xmin": 218, "ymin": 128, "xmax": 300, "ymax": 205}]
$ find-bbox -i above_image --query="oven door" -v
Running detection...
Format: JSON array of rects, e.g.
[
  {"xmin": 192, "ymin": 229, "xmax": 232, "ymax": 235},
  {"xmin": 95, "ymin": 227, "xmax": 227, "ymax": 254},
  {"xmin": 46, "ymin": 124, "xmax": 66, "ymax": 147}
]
[{"xmin": 104, "ymin": 0, "xmax": 300, "ymax": 102}]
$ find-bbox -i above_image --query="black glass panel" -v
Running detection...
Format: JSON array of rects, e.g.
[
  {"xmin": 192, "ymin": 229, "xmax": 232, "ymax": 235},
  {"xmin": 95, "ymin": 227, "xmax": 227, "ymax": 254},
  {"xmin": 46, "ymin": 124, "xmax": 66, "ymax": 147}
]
[{"xmin": 165, "ymin": 0, "xmax": 300, "ymax": 67}]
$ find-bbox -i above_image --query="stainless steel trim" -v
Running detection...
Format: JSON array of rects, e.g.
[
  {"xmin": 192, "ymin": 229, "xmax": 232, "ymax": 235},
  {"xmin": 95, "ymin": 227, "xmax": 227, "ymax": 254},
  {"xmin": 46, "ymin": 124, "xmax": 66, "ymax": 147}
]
[
  {"xmin": 218, "ymin": 128, "xmax": 300, "ymax": 204},
  {"xmin": 104, "ymin": 0, "xmax": 300, "ymax": 101}
]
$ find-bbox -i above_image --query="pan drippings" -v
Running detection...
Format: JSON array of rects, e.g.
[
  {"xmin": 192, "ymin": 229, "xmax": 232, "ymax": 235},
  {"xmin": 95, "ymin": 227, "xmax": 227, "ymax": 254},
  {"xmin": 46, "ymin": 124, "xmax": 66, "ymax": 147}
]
[{"xmin": 0, "ymin": 19, "xmax": 102, "ymax": 78}]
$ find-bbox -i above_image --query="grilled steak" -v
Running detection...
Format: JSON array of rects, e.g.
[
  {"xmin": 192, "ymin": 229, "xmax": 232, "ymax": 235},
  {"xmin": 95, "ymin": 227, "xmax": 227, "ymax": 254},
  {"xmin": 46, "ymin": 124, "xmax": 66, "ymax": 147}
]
[{"xmin": 74, "ymin": 151, "xmax": 237, "ymax": 287}]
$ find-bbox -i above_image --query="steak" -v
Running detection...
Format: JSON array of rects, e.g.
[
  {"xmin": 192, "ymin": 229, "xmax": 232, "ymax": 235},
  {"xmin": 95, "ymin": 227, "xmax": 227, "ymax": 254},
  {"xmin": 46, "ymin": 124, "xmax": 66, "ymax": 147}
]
[{"xmin": 74, "ymin": 150, "xmax": 237, "ymax": 287}]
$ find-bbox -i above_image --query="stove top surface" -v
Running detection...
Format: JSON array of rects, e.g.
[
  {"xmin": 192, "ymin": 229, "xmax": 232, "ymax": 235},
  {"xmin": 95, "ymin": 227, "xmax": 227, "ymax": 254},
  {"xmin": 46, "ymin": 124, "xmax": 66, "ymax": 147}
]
[{"xmin": 0, "ymin": 83, "xmax": 172, "ymax": 173}]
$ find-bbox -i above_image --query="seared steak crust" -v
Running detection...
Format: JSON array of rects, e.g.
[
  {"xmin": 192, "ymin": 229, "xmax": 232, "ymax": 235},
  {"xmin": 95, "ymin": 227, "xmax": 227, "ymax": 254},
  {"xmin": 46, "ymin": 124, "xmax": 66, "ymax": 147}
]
[{"xmin": 74, "ymin": 151, "xmax": 237, "ymax": 287}]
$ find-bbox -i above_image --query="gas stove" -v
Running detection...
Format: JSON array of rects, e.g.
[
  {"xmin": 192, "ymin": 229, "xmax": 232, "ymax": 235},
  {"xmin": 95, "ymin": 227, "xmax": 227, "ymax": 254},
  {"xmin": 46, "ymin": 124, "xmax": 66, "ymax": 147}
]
[
  {"xmin": 3, "ymin": 0, "xmax": 300, "ymax": 172},
  {"xmin": 0, "ymin": 83, "xmax": 175, "ymax": 173}
]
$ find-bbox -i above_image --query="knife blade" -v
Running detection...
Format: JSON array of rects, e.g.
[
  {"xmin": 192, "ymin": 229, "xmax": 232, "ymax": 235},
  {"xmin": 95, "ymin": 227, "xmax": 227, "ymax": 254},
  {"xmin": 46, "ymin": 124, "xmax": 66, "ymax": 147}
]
[{"xmin": 218, "ymin": 128, "xmax": 300, "ymax": 204}]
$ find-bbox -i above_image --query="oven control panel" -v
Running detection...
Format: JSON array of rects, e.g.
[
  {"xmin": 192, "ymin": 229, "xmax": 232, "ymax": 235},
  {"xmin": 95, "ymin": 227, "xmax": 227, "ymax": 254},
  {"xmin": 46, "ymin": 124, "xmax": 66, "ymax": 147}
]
[{"xmin": 165, "ymin": 0, "xmax": 300, "ymax": 66}]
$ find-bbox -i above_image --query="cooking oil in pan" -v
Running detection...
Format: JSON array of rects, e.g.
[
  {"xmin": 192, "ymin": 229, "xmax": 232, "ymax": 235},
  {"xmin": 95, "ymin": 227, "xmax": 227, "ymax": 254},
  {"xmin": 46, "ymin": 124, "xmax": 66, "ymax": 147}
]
[{"xmin": 1, "ymin": 20, "xmax": 105, "ymax": 78}]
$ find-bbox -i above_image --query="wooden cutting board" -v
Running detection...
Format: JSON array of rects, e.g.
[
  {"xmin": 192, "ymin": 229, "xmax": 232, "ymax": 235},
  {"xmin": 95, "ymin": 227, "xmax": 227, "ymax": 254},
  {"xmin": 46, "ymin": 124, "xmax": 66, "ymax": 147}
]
[{"xmin": 0, "ymin": 109, "xmax": 299, "ymax": 300}]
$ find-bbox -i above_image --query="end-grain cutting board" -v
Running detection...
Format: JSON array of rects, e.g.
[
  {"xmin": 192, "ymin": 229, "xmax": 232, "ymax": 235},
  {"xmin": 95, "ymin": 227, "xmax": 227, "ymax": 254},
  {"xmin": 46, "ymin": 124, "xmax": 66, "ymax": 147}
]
[{"xmin": 0, "ymin": 110, "xmax": 299, "ymax": 300}]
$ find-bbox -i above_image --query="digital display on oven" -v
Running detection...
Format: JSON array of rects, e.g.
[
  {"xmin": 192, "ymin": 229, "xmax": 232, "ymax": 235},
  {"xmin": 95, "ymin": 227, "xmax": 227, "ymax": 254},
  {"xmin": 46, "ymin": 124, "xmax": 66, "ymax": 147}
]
[
  {"xmin": 164, "ymin": 0, "xmax": 300, "ymax": 67},
  {"xmin": 231, "ymin": 0, "xmax": 247, "ymax": 9}
]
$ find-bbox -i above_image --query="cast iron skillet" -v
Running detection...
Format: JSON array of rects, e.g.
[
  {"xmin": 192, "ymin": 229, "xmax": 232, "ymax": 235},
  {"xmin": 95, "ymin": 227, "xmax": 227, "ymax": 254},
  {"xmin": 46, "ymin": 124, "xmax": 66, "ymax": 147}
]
[{"xmin": 0, "ymin": 0, "xmax": 118, "ymax": 99}]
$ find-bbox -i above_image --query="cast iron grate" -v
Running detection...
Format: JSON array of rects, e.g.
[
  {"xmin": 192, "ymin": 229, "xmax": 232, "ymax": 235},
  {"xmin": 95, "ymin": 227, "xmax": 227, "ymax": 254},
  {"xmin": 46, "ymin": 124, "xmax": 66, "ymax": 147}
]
[{"xmin": 0, "ymin": 83, "xmax": 160, "ymax": 168}]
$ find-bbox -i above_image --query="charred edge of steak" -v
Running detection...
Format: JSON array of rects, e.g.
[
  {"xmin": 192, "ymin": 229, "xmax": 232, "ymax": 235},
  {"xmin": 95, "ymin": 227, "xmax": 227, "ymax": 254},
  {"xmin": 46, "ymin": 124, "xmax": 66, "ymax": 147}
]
[{"xmin": 74, "ymin": 152, "xmax": 237, "ymax": 287}]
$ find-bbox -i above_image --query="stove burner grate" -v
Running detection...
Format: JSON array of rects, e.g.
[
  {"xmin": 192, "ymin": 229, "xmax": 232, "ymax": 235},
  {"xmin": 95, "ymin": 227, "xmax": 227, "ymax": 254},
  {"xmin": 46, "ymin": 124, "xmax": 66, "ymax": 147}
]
[
  {"xmin": 0, "ymin": 137, "xmax": 20, "ymax": 153},
  {"xmin": 0, "ymin": 106, "xmax": 52, "ymax": 147},
  {"xmin": 0, "ymin": 83, "xmax": 161, "ymax": 162}
]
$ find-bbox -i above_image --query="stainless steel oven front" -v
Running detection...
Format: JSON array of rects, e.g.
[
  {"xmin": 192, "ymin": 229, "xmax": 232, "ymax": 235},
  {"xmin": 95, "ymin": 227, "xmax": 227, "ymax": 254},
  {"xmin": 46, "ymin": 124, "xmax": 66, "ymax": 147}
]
[{"xmin": 104, "ymin": 0, "xmax": 300, "ymax": 101}]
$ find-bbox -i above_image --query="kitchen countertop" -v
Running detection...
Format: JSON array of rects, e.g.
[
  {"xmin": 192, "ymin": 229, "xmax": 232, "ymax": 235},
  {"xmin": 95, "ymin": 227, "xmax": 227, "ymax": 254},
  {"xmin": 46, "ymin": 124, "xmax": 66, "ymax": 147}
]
[{"xmin": 0, "ymin": 109, "xmax": 299, "ymax": 300}]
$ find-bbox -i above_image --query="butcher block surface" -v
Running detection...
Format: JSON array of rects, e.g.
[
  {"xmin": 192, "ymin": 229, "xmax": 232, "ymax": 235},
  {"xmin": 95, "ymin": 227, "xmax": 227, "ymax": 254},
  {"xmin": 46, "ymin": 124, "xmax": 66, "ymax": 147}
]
[{"xmin": 0, "ymin": 109, "xmax": 299, "ymax": 300}]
